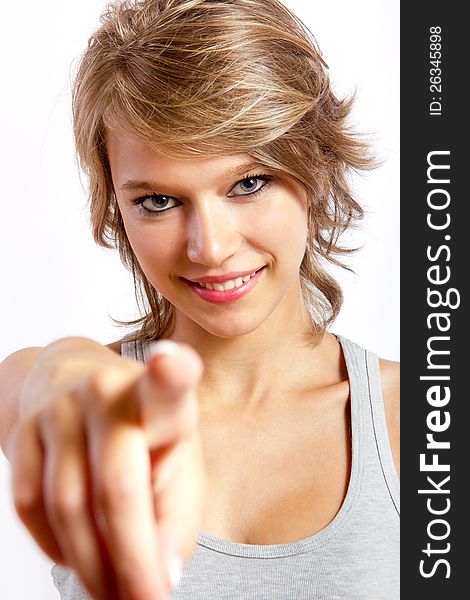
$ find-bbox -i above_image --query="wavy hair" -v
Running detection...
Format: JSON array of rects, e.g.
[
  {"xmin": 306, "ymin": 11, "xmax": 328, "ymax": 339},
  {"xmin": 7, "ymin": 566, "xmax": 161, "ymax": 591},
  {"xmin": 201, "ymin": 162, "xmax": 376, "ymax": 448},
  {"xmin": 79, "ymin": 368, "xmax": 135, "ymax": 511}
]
[{"xmin": 72, "ymin": 0, "xmax": 374, "ymax": 341}]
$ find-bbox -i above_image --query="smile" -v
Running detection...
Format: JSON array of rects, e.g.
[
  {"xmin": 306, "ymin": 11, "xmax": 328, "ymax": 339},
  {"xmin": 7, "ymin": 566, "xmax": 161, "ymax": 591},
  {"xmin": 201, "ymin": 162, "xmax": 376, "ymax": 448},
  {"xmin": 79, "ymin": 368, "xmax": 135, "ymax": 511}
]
[
  {"xmin": 182, "ymin": 267, "xmax": 266, "ymax": 304},
  {"xmin": 196, "ymin": 271, "xmax": 256, "ymax": 291}
]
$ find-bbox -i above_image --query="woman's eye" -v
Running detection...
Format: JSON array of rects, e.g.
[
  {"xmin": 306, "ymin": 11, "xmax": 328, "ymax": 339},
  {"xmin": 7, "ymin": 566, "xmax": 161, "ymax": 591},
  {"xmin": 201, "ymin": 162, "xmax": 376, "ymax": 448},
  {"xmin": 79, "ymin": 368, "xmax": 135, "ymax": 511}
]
[
  {"xmin": 231, "ymin": 176, "xmax": 271, "ymax": 196},
  {"xmin": 136, "ymin": 195, "xmax": 179, "ymax": 213}
]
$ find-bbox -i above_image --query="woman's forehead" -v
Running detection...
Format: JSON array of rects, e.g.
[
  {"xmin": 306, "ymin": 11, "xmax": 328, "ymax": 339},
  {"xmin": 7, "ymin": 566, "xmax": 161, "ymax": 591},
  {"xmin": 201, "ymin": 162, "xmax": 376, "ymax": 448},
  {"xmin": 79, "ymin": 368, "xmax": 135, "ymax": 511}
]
[{"xmin": 107, "ymin": 129, "xmax": 262, "ymax": 176}]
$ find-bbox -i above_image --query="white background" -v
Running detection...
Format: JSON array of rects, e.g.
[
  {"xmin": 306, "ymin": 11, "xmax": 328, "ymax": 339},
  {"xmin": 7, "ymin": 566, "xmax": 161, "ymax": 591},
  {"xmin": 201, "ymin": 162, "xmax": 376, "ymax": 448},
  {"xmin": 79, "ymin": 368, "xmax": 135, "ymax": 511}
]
[{"xmin": 0, "ymin": 1, "xmax": 399, "ymax": 597}]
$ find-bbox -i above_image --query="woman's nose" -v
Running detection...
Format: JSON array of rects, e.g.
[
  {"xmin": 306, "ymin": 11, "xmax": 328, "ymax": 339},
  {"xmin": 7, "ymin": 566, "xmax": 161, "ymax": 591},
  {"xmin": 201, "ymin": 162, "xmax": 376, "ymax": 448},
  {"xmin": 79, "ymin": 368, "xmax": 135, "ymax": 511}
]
[{"xmin": 186, "ymin": 202, "xmax": 242, "ymax": 266}]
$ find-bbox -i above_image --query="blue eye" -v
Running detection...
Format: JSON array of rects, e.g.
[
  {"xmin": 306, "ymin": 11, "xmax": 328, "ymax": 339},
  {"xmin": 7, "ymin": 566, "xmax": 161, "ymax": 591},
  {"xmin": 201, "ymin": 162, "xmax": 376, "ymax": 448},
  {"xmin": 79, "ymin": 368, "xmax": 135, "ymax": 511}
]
[
  {"xmin": 133, "ymin": 173, "xmax": 272, "ymax": 217},
  {"xmin": 135, "ymin": 194, "xmax": 180, "ymax": 215},
  {"xmin": 231, "ymin": 175, "xmax": 272, "ymax": 196}
]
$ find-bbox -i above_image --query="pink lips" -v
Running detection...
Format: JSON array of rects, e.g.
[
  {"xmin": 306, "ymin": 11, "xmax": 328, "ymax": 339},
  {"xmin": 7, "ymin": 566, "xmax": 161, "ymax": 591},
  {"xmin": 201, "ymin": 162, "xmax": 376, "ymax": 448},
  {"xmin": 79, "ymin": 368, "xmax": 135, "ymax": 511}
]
[
  {"xmin": 187, "ymin": 268, "xmax": 263, "ymax": 285},
  {"xmin": 183, "ymin": 267, "xmax": 266, "ymax": 304}
]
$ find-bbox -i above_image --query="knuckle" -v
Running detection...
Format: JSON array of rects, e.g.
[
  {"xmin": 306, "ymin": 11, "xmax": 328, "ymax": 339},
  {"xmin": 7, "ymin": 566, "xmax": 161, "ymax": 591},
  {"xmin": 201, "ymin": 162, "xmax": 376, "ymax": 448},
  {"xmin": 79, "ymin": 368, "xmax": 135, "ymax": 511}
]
[
  {"xmin": 47, "ymin": 489, "xmax": 84, "ymax": 523},
  {"xmin": 70, "ymin": 372, "xmax": 111, "ymax": 414},
  {"xmin": 39, "ymin": 396, "xmax": 76, "ymax": 435},
  {"xmin": 96, "ymin": 471, "xmax": 137, "ymax": 511},
  {"xmin": 13, "ymin": 482, "xmax": 41, "ymax": 520},
  {"xmin": 44, "ymin": 402, "xmax": 64, "ymax": 429},
  {"xmin": 74, "ymin": 365, "xmax": 137, "ymax": 412},
  {"xmin": 80, "ymin": 369, "xmax": 113, "ymax": 399}
]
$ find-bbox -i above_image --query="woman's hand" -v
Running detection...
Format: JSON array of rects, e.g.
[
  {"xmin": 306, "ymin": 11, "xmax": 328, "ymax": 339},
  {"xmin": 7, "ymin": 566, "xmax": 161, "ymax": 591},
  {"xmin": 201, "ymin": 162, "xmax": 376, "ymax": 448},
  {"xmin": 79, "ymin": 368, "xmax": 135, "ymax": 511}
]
[{"xmin": 8, "ymin": 339, "xmax": 205, "ymax": 600}]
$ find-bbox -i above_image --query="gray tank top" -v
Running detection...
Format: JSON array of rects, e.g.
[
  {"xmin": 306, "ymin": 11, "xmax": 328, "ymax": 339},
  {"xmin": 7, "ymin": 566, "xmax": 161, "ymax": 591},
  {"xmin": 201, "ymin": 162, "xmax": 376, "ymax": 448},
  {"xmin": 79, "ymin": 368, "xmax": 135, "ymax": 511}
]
[{"xmin": 51, "ymin": 334, "xmax": 400, "ymax": 599}]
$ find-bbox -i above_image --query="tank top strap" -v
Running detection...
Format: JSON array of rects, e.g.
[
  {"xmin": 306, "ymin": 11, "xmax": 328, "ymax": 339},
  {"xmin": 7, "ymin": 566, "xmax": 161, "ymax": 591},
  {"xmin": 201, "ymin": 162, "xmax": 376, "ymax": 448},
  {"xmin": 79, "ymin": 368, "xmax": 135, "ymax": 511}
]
[
  {"xmin": 121, "ymin": 338, "xmax": 148, "ymax": 363},
  {"xmin": 336, "ymin": 334, "xmax": 400, "ymax": 516}
]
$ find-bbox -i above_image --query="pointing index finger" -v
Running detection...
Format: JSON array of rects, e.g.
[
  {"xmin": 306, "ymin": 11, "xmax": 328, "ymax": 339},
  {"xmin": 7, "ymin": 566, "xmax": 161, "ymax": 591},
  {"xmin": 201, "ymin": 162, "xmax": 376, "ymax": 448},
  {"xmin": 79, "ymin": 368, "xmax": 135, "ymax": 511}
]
[{"xmin": 138, "ymin": 341, "xmax": 203, "ymax": 448}]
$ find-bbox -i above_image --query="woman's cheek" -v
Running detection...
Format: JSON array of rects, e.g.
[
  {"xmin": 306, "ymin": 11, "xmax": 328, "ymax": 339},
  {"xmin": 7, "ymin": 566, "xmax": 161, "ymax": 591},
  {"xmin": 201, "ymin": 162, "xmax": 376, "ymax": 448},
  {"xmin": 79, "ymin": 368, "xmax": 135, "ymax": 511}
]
[
  {"xmin": 248, "ymin": 201, "xmax": 307, "ymax": 257},
  {"xmin": 124, "ymin": 220, "xmax": 184, "ymax": 279}
]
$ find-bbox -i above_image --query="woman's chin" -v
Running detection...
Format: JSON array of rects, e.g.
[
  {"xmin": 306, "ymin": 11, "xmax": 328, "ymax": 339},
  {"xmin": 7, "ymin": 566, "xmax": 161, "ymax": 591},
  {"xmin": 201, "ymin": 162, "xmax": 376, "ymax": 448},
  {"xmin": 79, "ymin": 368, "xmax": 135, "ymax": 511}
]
[
  {"xmin": 184, "ymin": 311, "xmax": 267, "ymax": 340},
  {"xmin": 199, "ymin": 320, "xmax": 261, "ymax": 340}
]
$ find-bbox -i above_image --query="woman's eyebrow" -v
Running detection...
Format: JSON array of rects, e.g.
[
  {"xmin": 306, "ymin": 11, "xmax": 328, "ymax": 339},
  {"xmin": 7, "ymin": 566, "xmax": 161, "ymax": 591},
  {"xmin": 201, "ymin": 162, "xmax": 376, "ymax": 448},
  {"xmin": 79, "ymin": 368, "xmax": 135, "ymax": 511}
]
[
  {"xmin": 224, "ymin": 161, "xmax": 267, "ymax": 178},
  {"xmin": 119, "ymin": 161, "xmax": 267, "ymax": 192},
  {"xmin": 120, "ymin": 179, "xmax": 168, "ymax": 192}
]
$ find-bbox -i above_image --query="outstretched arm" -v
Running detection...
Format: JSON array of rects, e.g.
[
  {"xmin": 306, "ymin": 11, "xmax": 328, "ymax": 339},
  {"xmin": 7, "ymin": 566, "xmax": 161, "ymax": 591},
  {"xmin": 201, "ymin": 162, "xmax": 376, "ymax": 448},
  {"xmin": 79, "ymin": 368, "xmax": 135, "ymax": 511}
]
[{"xmin": 1, "ymin": 337, "xmax": 206, "ymax": 600}]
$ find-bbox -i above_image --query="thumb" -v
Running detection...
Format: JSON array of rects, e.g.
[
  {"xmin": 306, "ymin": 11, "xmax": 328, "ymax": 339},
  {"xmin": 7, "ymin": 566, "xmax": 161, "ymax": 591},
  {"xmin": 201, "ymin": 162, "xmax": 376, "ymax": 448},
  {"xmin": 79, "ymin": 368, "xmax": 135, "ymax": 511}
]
[{"xmin": 137, "ymin": 340, "xmax": 203, "ymax": 448}]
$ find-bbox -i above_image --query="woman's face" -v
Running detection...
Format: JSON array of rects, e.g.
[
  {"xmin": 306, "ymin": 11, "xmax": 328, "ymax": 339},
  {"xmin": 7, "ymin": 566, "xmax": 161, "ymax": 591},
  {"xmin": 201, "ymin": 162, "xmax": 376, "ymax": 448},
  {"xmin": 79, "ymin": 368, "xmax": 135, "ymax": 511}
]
[{"xmin": 108, "ymin": 130, "xmax": 309, "ymax": 338}]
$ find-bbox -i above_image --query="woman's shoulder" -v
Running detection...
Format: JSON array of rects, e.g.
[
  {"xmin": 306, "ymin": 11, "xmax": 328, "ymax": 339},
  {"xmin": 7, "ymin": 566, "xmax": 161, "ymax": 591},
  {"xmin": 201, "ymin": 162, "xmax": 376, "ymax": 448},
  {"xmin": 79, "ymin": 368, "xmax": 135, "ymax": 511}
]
[
  {"xmin": 378, "ymin": 357, "xmax": 400, "ymax": 388},
  {"xmin": 378, "ymin": 357, "xmax": 400, "ymax": 415},
  {"xmin": 107, "ymin": 340, "xmax": 123, "ymax": 355},
  {"xmin": 378, "ymin": 357, "xmax": 400, "ymax": 478}
]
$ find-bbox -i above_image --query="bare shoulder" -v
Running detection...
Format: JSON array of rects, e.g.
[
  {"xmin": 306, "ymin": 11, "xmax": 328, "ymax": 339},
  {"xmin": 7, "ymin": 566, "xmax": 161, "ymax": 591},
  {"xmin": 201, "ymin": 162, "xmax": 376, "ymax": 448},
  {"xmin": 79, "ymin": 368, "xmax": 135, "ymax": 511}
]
[
  {"xmin": 0, "ymin": 347, "xmax": 43, "ymax": 455},
  {"xmin": 0, "ymin": 346, "xmax": 43, "ymax": 377},
  {"xmin": 107, "ymin": 340, "xmax": 123, "ymax": 355},
  {"xmin": 379, "ymin": 358, "xmax": 400, "ymax": 404},
  {"xmin": 379, "ymin": 358, "xmax": 400, "ymax": 479}
]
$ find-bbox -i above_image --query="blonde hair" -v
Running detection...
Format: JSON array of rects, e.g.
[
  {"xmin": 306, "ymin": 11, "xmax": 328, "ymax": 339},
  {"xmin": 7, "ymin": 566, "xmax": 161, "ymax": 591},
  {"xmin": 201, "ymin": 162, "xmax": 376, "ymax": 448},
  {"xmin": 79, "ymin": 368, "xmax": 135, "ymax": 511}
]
[{"xmin": 72, "ymin": 0, "xmax": 374, "ymax": 341}]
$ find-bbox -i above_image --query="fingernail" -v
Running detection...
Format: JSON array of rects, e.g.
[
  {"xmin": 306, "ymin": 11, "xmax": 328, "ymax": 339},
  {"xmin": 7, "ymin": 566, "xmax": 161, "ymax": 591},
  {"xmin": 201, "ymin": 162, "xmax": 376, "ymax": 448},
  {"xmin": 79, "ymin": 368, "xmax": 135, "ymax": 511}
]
[
  {"xmin": 149, "ymin": 340, "xmax": 179, "ymax": 358},
  {"xmin": 169, "ymin": 555, "xmax": 183, "ymax": 590}
]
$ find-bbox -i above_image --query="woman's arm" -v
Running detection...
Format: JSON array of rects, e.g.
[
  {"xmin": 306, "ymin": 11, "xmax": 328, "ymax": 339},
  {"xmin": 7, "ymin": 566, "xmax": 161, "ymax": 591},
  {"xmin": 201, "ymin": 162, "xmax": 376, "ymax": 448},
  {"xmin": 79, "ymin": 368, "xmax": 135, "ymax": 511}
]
[{"xmin": 0, "ymin": 346, "xmax": 42, "ymax": 458}]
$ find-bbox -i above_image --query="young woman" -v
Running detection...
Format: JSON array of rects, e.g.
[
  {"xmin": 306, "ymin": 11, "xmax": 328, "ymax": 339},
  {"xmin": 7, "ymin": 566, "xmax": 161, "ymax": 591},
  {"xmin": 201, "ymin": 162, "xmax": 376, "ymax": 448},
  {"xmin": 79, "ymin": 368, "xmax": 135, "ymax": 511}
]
[{"xmin": 0, "ymin": 1, "xmax": 399, "ymax": 599}]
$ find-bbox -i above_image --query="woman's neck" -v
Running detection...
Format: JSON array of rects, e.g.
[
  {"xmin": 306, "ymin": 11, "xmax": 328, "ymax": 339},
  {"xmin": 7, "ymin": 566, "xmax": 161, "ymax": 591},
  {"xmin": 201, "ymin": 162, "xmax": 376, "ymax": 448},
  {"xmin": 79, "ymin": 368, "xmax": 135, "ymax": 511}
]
[{"xmin": 162, "ymin": 290, "xmax": 335, "ymax": 410}]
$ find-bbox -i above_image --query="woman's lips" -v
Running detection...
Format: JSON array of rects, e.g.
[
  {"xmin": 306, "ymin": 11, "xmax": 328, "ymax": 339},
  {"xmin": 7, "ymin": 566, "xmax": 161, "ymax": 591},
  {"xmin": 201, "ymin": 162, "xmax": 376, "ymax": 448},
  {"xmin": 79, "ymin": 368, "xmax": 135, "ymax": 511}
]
[
  {"xmin": 182, "ymin": 266, "xmax": 266, "ymax": 304},
  {"xmin": 187, "ymin": 268, "xmax": 262, "ymax": 284}
]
